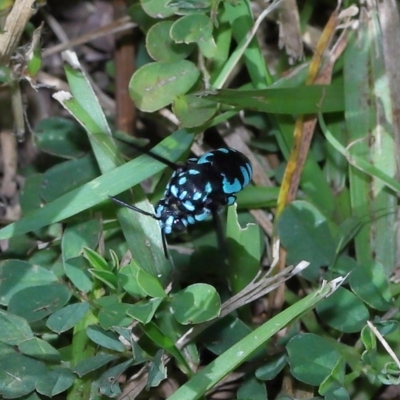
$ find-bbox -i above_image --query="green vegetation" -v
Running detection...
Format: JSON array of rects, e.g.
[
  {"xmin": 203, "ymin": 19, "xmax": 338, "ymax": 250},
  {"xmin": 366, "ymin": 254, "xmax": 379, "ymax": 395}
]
[{"xmin": 0, "ymin": 0, "xmax": 399, "ymax": 399}]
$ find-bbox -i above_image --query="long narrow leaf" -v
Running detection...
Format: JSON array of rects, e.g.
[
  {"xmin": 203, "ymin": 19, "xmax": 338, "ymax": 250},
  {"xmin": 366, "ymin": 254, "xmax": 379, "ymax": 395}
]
[{"xmin": 0, "ymin": 130, "xmax": 193, "ymax": 240}]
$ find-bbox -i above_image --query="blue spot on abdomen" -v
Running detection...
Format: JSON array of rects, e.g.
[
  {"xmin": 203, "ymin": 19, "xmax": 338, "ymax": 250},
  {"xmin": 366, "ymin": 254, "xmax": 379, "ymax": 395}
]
[
  {"xmin": 222, "ymin": 176, "xmax": 242, "ymax": 194},
  {"xmin": 240, "ymin": 165, "xmax": 251, "ymax": 186}
]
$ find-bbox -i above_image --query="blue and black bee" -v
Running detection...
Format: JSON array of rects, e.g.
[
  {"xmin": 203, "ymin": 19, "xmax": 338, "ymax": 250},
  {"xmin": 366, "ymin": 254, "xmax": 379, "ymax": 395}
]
[{"xmin": 110, "ymin": 144, "xmax": 253, "ymax": 255}]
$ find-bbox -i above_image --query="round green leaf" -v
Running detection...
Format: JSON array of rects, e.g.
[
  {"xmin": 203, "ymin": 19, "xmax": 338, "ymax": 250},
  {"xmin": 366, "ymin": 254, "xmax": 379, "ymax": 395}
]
[
  {"xmin": 316, "ymin": 287, "xmax": 369, "ymax": 333},
  {"xmin": 170, "ymin": 14, "xmax": 213, "ymax": 43},
  {"xmin": 141, "ymin": 0, "xmax": 177, "ymax": 18},
  {"xmin": 171, "ymin": 283, "xmax": 221, "ymax": 324},
  {"xmin": 8, "ymin": 283, "xmax": 72, "ymax": 323},
  {"xmin": 129, "ymin": 60, "xmax": 200, "ymax": 112},
  {"xmin": 287, "ymin": 333, "xmax": 342, "ymax": 386},
  {"xmin": 46, "ymin": 302, "xmax": 90, "ymax": 334},
  {"xmin": 147, "ymin": 21, "xmax": 195, "ymax": 62}
]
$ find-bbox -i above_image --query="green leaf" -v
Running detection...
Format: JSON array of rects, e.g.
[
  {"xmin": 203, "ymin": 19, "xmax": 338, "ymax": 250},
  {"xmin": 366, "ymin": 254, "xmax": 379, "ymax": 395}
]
[
  {"xmin": 89, "ymin": 269, "xmax": 118, "ymax": 290},
  {"xmin": 319, "ymin": 357, "xmax": 347, "ymax": 396},
  {"xmin": 136, "ymin": 266, "xmax": 167, "ymax": 298},
  {"xmin": 235, "ymin": 186, "xmax": 279, "ymax": 209},
  {"xmin": 141, "ymin": 0, "xmax": 178, "ymax": 18},
  {"xmin": 62, "ymin": 219, "xmax": 101, "ymax": 261},
  {"xmin": 126, "ymin": 297, "xmax": 163, "ymax": 324},
  {"xmin": 204, "ymin": 315, "xmax": 252, "ymax": 355},
  {"xmin": 349, "ymin": 261, "xmax": 393, "ymax": 311},
  {"xmin": 168, "ymin": 281, "xmax": 337, "ymax": 400},
  {"xmin": 83, "ymin": 247, "xmax": 113, "ymax": 271},
  {"xmin": 0, "ymin": 353, "xmax": 46, "ymax": 398},
  {"xmin": 19, "ymin": 174, "xmax": 43, "ymax": 214},
  {"xmin": 0, "ymin": 259, "xmax": 57, "ymax": 306},
  {"xmin": 64, "ymin": 257, "xmax": 93, "ymax": 293},
  {"xmin": 40, "ymin": 155, "xmax": 99, "ymax": 202},
  {"xmin": 119, "ymin": 263, "xmax": 146, "ymax": 298},
  {"xmin": 277, "ymin": 200, "xmax": 336, "ymax": 280},
  {"xmin": 170, "ymin": 14, "xmax": 213, "ymax": 43},
  {"xmin": 171, "ymin": 283, "xmax": 221, "ymax": 324},
  {"xmin": 324, "ymin": 386, "xmax": 350, "ymax": 400},
  {"xmin": 173, "ymin": 94, "xmax": 217, "ymax": 128},
  {"xmin": 147, "ymin": 21, "xmax": 195, "ymax": 62},
  {"xmin": 73, "ymin": 354, "xmax": 119, "ymax": 378},
  {"xmin": 0, "ymin": 310, "xmax": 34, "ymax": 345},
  {"xmin": 255, "ymin": 354, "xmax": 286, "ymax": 381},
  {"xmin": 331, "ymin": 255, "xmax": 358, "ymax": 277},
  {"xmin": 198, "ymin": 36, "xmax": 217, "ymax": 58},
  {"xmin": 147, "ymin": 350, "xmax": 167, "ymax": 389},
  {"xmin": 227, "ymin": 204, "xmax": 261, "ymax": 293},
  {"xmin": 34, "ymin": 117, "xmax": 88, "ymax": 158},
  {"xmin": 128, "ymin": 3, "xmax": 157, "ymax": 31},
  {"xmin": 98, "ymin": 359, "xmax": 133, "ymax": 397},
  {"xmin": 119, "ymin": 260, "xmax": 166, "ymax": 298},
  {"xmin": 237, "ymin": 375, "xmax": 267, "ymax": 400},
  {"xmin": 98, "ymin": 303, "xmax": 136, "ymax": 329},
  {"xmin": 0, "ymin": 130, "xmax": 193, "ymax": 241},
  {"xmin": 25, "ymin": 24, "xmax": 43, "ymax": 77},
  {"xmin": 316, "ymin": 287, "xmax": 369, "ymax": 333},
  {"xmin": 8, "ymin": 283, "xmax": 72, "ymax": 323},
  {"xmin": 129, "ymin": 60, "xmax": 200, "ymax": 112},
  {"xmin": 141, "ymin": 322, "xmax": 191, "ymax": 375},
  {"xmin": 286, "ymin": 333, "xmax": 343, "ymax": 386},
  {"xmin": 208, "ymin": 83, "xmax": 344, "ymax": 113},
  {"xmin": 361, "ymin": 324, "xmax": 376, "ymax": 351},
  {"xmin": 46, "ymin": 302, "xmax": 90, "ymax": 334},
  {"xmin": 86, "ymin": 325, "xmax": 125, "ymax": 352},
  {"xmin": 167, "ymin": 0, "xmax": 211, "ymax": 14},
  {"xmin": 35, "ymin": 367, "xmax": 75, "ymax": 397},
  {"xmin": 18, "ymin": 337, "xmax": 61, "ymax": 362}
]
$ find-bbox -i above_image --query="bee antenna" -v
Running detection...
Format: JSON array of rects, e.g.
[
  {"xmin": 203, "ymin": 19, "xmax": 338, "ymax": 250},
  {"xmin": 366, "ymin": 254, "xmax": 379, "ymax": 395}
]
[
  {"xmin": 116, "ymin": 138, "xmax": 180, "ymax": 171},
  {"xmin": 109, "ymin": 196, "xmax": 160, "ymax": 220}
]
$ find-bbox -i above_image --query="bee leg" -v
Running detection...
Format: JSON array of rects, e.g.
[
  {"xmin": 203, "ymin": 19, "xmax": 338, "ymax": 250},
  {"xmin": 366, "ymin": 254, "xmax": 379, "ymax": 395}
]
[
  {"xmin": 161, "ymin": 231, "xmax": 169, "ymax": 259},
  {"xmin": 210, "ymin": 206, "xmax": 228, "ymax": 265}
]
